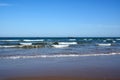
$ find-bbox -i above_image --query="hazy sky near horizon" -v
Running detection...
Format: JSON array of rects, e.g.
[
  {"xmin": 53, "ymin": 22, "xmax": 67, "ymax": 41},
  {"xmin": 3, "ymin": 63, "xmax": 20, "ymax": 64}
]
[{"xmin": 0, "ymin": 0, "xmax": 120, "ymax": 37}]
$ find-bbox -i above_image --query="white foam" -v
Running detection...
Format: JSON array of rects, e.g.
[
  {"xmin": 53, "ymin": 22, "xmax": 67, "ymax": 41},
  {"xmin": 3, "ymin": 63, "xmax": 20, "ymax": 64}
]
[
  {"xmin": 0, "ymin": 40, "xmax": 19, "ymax": 41},
  {"xmin": 23, "ymin": 39, "xmax": 44, "ymax": 42},
  {"xmin": 58, "ymin": 42, "xmax": 77, "ymax": 45},
  {"xmin": 0, "ymin": 45, "xmax": 18, "ymax": 48},
  {"xmin": 83, "ymin": 39, "xmax": 87, "ymax": 41},
  {"xmin": 81, "ymin": 53, "xmax": 120, "ymax": 56},
  {"xmin": 52, "ymin": 44, "xmax": 69, "ymax": 48},
  {"xmin": 2, "ymin": 53, "xmax": 120, "ymax": 59},
  {"xmin": 97, "ymin": 43, "xmax": 111, "ymax": 46},
  {"xmin": 20, "ymin": 43, "xmax": 32, "ymax": 45}
]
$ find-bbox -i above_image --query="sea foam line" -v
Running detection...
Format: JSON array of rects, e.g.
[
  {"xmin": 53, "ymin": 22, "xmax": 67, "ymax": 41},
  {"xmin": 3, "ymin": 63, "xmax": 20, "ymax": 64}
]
[
  {"xmin": 23, "ymin": 39, "xmax": 44, "ymax": 42},
  {"xmin": 0, "ymin": 40, "xmax": 20, "ymax": 41},
  {"xmin": 1, "ymin": 53, "xmax": 120, "ymax": 59}
]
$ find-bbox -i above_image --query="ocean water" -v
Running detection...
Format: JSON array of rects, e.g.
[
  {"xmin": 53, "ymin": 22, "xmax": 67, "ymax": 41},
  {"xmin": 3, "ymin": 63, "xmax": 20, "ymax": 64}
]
[
  {"xmin": 0, "ymin": 37, "xmax": 120, "ymax": 79},
  {"xmin": 0, "ymin": 37, "xmax": 120, "ymax": 59}
]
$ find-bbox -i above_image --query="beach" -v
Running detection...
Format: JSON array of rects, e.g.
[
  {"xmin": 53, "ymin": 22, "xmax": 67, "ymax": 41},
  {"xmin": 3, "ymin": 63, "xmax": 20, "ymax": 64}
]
[
  {"xmin": 6, "ymin": 77, "xmax": 120, "ymax": 80},
  {"xmin": 0, "ymin": 55, "xmax": 120, "ymax": 80},
  {"xmin": 1, "ymin": 0, "xmax": 120, "ymax": 79}
]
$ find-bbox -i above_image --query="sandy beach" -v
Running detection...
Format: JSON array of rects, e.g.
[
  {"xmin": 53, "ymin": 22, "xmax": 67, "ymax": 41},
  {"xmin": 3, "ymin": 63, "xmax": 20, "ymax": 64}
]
[
  {"xmin": 7, "ymin": 76, "xmax": 120, "ymax": 80},
  {"xmin": 0, "ymin": 55, "xmax": 120, "ymax": 80}
]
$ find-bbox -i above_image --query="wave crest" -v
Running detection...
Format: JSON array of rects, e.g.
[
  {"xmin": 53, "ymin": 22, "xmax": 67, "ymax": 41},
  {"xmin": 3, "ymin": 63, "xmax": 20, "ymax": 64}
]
[{"xmin": 1, "ymin": 53, "xmax": 120, "ymax": 59}]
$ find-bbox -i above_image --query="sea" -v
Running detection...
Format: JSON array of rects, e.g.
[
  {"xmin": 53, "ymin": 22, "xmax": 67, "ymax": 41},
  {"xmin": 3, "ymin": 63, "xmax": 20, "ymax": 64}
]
[
  {"xmin": 0, "ymin": 37, "xmax": 120, "ymax": 79},
  {"xmin": 0, "ymin": 37, "xmax": 120, "ymax": 59}
]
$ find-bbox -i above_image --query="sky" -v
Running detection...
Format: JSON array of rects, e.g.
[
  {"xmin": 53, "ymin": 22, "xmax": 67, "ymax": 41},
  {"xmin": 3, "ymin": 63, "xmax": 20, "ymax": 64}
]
[{"xmin": 0, "ymin": 0, "xmax": 120, "ymax": 37}]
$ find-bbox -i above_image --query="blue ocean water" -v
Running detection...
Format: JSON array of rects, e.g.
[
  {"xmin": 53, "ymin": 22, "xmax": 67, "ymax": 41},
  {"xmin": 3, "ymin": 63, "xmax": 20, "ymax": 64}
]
[
  {"xmin": 1, "ymin": 37, "xmax": 120, "ymax": 80},
  {"xmin": 0, "ymin": 37, "xmax": 120, "ymax": 59}
]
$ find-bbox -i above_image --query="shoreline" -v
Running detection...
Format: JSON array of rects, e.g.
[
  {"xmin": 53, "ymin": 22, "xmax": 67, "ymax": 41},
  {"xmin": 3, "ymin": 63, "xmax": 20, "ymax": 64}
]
[
  {"xmin": 1, "ymin": 55, "xmax": 120, "ymax": 80},
  {"xmin": 5, "ymin": 77, "xmax": 120, "ymax": 80},
  {"xmin": 6, "ymin": 76, "xmax": 120, "ymax": 80}
]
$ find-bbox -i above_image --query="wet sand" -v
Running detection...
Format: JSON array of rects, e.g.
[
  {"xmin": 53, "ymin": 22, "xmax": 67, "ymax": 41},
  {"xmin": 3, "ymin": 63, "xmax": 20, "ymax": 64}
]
[
  {"xmin": 1, "ymin": 55, "xmax": 120, "ymax": 80},
  {"xmin": 6, "ymin": 76, "xmax": 120, "ymax": 80}
]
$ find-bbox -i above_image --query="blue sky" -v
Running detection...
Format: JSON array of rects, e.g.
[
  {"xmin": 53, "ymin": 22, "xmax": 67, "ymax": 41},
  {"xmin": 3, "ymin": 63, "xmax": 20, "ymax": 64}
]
[{"xmin": 0, "ymin": 0, "xmax": 120, "ymax": 37}]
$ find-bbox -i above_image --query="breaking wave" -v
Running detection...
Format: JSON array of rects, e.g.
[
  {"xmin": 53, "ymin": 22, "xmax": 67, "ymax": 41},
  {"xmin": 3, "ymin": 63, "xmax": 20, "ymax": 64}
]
[
  {"xmin": 23, "ymin": 39, "xmax": 44, "ymax": 42},
  {"xmin": 0, "ymin": 40, "xmax": 20, "ymax": 41},
  {"xmin": 0, "ymin": 45, "xmax": 19, "ymax": 48},
  {"xmin": 1, "ymin": 53, "xmax": 120, "ymax": 59}
]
